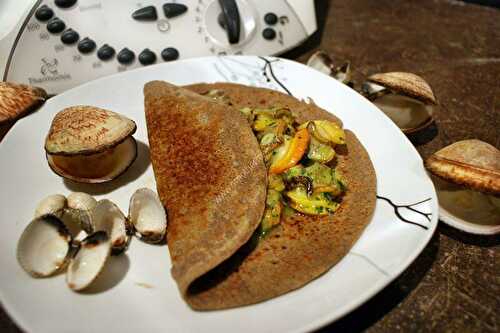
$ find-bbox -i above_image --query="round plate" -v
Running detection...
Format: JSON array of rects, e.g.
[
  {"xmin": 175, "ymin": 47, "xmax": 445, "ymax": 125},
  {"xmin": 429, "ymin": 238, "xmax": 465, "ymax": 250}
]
[{"xmin": 0, "ymin": 56, "xmax": 438, "ymax": 333}]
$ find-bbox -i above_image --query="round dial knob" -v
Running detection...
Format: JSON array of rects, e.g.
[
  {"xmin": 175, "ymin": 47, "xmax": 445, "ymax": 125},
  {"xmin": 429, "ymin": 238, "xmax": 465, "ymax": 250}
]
[{"xmin": 204, "ymin": 0, "xmax": 256, "ymax": 49}]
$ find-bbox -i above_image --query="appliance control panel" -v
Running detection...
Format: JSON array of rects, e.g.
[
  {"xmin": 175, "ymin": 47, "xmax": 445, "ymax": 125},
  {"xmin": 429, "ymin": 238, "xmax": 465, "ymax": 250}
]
[{"xmin": 0, "ymin": 0, "xmax": 316, "ymax": 94}]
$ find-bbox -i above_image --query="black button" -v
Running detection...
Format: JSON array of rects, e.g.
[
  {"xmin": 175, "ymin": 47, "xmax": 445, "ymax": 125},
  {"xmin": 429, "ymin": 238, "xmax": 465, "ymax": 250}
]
[
  {"xmin": 55, "ymin": 0, "xmax": 77, "ymax": 8},
  {"xmin": 35, "ymin": 5, "xmax": 54, "ymax": 21},
  {"xmin": 132, "ymin": 6, "xmax": 158, "ymax": 21},
  {"xmin": 162, "ymin": 3, "xmax": 188, "ymax": 18},
  {"xmin": 264, "ymin": 13, "xmax": 278, "ymax": 25},
  {"xmin": 77, "ymin": 37, "xmax": 96, "ymax": 54},
  {"xmin": 46, "ymin": 18, "xmax": 66, "ymax": 33},
  {"xmin": 97, "ymin": 44, "xmax": 115, "ymax": 60},
  {"xmin": 60, "ymin": 29, "xmax": 79, "ymax": 44},
  {"xmin": 138, "ymin": 49, "xmax": 157, "ymax": 65},
  {"xmin": 262, "ymin": 28, "xmax": 276, "ymax": 40},
  {"xmin": 117, "ymin": 48, "xmax": 135, "ymax": 64},
  {"xmin": 161, "ymin": 47, "xmax": 179, "ymax": 61}
]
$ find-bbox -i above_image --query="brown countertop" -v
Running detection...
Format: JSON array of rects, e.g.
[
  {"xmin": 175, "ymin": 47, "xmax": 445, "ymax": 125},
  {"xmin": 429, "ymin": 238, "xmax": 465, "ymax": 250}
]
[{"xmin": 1, "ymin": 0, "xmax": 499, "ymax": 332}]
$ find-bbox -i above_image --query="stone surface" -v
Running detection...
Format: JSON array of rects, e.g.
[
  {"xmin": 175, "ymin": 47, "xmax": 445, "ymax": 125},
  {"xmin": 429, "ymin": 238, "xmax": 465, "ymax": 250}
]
[{"xmin": 1, "ymin": 0, "xmax": 499, "ymax": 332}]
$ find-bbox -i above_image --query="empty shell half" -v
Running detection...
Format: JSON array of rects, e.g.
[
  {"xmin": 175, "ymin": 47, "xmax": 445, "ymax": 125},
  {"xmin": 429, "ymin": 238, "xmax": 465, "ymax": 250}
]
[
  {"xmin": 45, "ymin": 106, "xmax": 137, "ymax": 183},
  {"xmin": 425, "ymin": 139, "xmax": 500, "ymax": 195},
  {"xmin": 17, "ymin": 214, "xmax": 72, "ymax": 277},
  {"xmin": 92, "ymin": 199, "xmax": 130, "ymax": 255},
  {"xmin": 66, "ymin": 231, "xmax": 111, "ymax": 291},
  {"xmin": 129, "ymin": 188, "xmax": 167, "ymax": 243},
  {"xmin": 0, "ymin": 82, "xmax": 48, "ymax": 125},
  {"xmin": 363, "ymin": 72, "xmax": 437, "ymax": 134}
]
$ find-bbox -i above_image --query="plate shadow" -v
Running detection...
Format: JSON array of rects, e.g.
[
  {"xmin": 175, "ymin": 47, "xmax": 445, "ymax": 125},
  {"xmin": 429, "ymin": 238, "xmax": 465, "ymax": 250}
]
[{"xmin": 81, "ymin": 254, "xmax": 131, "ymax": 294}]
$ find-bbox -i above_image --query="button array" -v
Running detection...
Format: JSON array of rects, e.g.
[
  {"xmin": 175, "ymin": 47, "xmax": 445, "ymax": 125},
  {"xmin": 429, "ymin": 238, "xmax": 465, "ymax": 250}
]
[{"xmin": 34, "ymin": 3, "xmax": 183, "ymax": 65}]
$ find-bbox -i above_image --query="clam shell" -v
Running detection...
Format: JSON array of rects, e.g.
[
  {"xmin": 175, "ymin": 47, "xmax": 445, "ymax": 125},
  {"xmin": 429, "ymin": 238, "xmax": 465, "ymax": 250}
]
[
  {"xmin": 34, "ymin": 194, "xmax": 67, "ymax": 218},
  {"xmin": 306, "ymin": 51, "xmax": 352, "ymax": 84},
  {"xmin": 46, "ymin": 136, "xmax": 138, "ymax": 184},
  {"xmin": 66, "ymin": 192, "xmax": 97, "ymax": 233},
  {"xmin": 66, "ymin": 231, "xmax": 111, "ymax": 291},
  {"xmin": 45, "ymin": 106, "xmax": 136, "ymax": 155},
  {"xmin": 92, "ymin": 199, "xmax": 130, "ymax": 254},
  {"xmin": 371, "ymin": 94, "xmax": 434, "ymax": 134},
  {"xmin": 307, "ymin": 51, "xmax": 334, "ymax": 76},
  {"xmin": 425, "ymin": 139, "xmax": 500, "ymax": 195},
  {"xmin": 17, "ymin": 214, "xmax": 72, "ymax": 277},
  {"xmin": 0, "ymin": 82, "xmax": 47, "ymax": 125},
  {"xmin": 129, "ymin": 188, "xmax": 167, "ymax": 244},
  {"xmin": 367, "ymin": 72, "xmax": 437, "ymax": 105}
]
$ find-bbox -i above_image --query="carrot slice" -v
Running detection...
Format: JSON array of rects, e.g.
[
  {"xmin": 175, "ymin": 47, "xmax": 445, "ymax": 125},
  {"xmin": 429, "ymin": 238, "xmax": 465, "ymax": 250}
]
[{"xmin": 270, "ymin": 128, "xmax": 310, "ymax": 174}]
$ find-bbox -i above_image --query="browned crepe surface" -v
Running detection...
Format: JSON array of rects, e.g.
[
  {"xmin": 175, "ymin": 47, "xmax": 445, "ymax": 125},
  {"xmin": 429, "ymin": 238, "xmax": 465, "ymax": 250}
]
[
  {"xmin": 143, "ymin": 81, "xmax": 267, "ymax": 304},
  {"xmin": 182, "ymin": 83, "xmax": 377, "ymax": 309}
]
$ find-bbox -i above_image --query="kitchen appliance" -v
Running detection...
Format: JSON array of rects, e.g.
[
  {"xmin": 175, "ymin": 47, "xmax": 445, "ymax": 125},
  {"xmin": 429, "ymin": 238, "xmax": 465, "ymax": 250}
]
[{"xmin": 0, "ymin": 0, "xmax": 317, "ymax": 94}]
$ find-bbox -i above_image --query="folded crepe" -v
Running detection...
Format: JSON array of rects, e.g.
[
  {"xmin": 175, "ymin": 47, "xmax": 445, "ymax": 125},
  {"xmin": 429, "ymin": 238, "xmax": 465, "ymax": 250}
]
[
  {"xmin": 144, "ymin": 81, "xmax": 267, "ymax": 307},
  {"xmin": 144, "ymin": 81, "xmax": 376, "ymax": 310}
]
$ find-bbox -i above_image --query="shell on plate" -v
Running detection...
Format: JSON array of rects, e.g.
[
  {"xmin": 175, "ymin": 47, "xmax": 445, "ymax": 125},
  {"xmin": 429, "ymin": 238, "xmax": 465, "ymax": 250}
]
[
  {"xmin": 17, "ymin": 214, "xmax": 72, "ymax": 278},
  {"xmin": 0, "ymin": 82, "xmax": 48, "ymax": 125},
  {"xmin": 129, "ymin": 188, "xmax": 167, "ymax": 244},
  {"xmin": 66, "ymin": 231, "xmax": 111, "ymax": 291},
  {"xmin": 92, "ymin": 199, "xmax": 131, "ymax": 255},
  {"xmin": 362, "ymin": 72, "xmax": 437, "ymax": 134},
  {"xmin": 65, "ymin": 192, "xmax": 97, "ymax": 234},
  {"xmin": 34, "ymin": 194, "xmax": 67, "ymax": 218},
  {"xmin": 44, "ymin": 106, "xmax": 137, "ymax": 183},
  {"xmin": 425, "ymin": 139, "xmax": 500, "ymax": 195}
]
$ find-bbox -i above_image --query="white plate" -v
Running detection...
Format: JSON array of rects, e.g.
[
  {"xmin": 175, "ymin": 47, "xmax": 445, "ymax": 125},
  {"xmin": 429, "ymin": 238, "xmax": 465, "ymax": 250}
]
[{"xmin": 0, "ymin": 56, "xmax": 438, "ymax": 333}]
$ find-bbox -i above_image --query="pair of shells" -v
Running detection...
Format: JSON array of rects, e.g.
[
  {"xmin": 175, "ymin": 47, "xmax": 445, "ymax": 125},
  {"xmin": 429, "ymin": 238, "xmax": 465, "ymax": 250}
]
[
  {"xmin": 45, "ymin": 106, "xmax": 138, "ymax": 183},
  {"xmin": 0, "ymin": 82, "xmax": 47, "ymax": 125},
  {"xmin": 307, "ymin": 51, "xmax": 437, "ymax": 134},
  {"xmin": 425, "ymin": 140, "xmax": 500, "ymax": 234},
  {"xmin": 17, "ymin": 189, "xmax": 167, "ymax": 291}
]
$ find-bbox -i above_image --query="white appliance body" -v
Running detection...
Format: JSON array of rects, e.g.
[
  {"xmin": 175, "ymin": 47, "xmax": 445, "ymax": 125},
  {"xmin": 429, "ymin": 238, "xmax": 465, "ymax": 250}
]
[{"xmin": 0, "ymin": 0, "xmax": 316, "ymax": 94}]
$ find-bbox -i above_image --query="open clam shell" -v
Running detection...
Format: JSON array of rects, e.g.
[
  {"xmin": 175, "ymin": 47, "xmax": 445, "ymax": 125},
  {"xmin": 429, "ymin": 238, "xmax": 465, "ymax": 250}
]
[
  {"xmin": 92, "ymin": 199, "xmax": 130, "ymax": 255},
  {"xmin": 0, "ymin": 82, "xmax": 48, "ymax": 125},
  {"xmin": 306, "ymin": 51, "xmax": 352, "ymax": 85},
  {"xmin": 45, "ymin": 106, "xmax": 137, "ymax": 183},
  {"xmin": 426, "ymin": 140, "xmax": 500, "ymax": 234},
  {"xmin": 129, "ymin": 188, "xmax": 167, "ymax": 244},
  {"xmin": 364, "ymin": 72, "xmax": 436, "ymax": 134},
  {"xmin": 17, "ymin": 214, "xmax": 72, "ymax": 277},
  {"xmin": 66, "ymin": 231, "xmax": 111, "ymax": 291},
  {"xmin": 34, "ymin": 194, "xmax": 67, "ymax": 218}
]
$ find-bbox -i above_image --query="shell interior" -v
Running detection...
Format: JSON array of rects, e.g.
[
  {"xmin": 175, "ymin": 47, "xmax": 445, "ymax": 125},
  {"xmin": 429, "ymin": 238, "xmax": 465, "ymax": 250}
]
[
  {"xmin": 17, "ymin": 215, "xmax": 71, "ymax": 277},
  {"xmin": 92, "ymin": 199, "xmax": 129, "ymax": 253},
  {"xmin": 372, "ymin": 93, "xmax": 434, "ymax": 133},
  {"xmin": 129, "ymin": 188, "xmax": 167, "ymax": 243},
  {"xmin": 46, "ymin": 136, "xmax": 137, "ymax": 184},
  {"xmin": 66, "ymin": 231, "xmax": 111, "ymax": 291}
]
